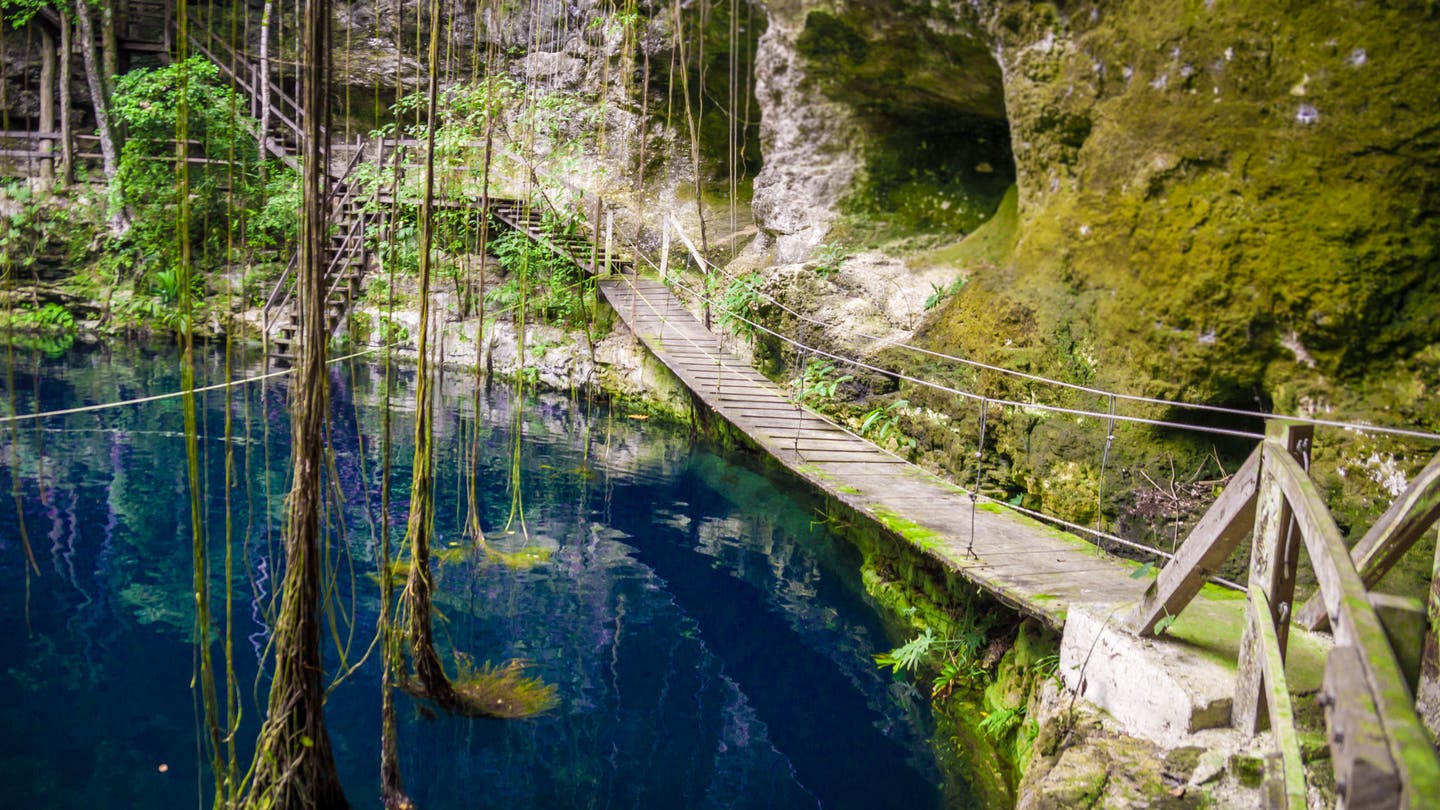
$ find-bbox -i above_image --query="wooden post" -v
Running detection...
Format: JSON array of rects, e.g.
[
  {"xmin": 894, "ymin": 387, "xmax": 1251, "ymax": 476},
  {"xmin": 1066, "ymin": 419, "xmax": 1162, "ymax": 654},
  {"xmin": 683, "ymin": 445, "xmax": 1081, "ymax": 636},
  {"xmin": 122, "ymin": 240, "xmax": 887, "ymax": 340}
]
[
  {"xmin": 591, "ymin": 196, "xmax": 601, "ymax": 277},
  {"xmin": 659, "ymin": 218, "xmax": 670, "ymax": 282},
  {"xmin": 1416, "ymin": 524, "xmax": 1440, "ymax": 740},
  {"xmin": 1235, "ymin": 420, "xmax": 1313, "ymax": 734},
  {"xmin": 604, "ymin": 210, "xmax": 614, "ymax": 277},
  {"xmin": 39, "ymin": 27, "xmax": 56, "ymax": 187}
]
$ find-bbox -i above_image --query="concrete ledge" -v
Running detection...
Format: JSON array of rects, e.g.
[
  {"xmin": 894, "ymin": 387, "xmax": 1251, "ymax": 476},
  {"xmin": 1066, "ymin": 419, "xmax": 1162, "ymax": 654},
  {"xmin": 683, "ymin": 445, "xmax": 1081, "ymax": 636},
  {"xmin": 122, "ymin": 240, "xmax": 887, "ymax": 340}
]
[
  {"xmin": 1059, "ymin": 597, "xmax": 1331, "ymax": 749},
  {"xmin": 1060, "ymin": 601, "xmax": 1237, "ymax": 748}
]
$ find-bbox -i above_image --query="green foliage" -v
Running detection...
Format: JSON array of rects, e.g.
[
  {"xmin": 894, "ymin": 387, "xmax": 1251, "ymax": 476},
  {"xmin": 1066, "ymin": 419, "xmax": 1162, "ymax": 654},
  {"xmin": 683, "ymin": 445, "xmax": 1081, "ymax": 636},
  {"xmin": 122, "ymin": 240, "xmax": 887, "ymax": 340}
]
[
  {"xmin": 813, "ymin": 242, "xmax": 847, "ymax": 278},
  {"xmin": 487, "ymin": 218, "xmax": 591, "ymax": 327},
  {"xmin": 0, "ymin": 183, "xmax": 105, "ymax": 272},
  {"xmin": 2, "ymin": 302, "xmax": 77, "ymax": 333},
  {"xmin": 978, "ymin": 705, "xmax": 1025, "ymax": 739},
  {"xmin": 247, "ymin": 167, "xmax": 303, "ymax": 250},
  {"xmin": 363, "ymin": 276, "xmax": 392, "ymax": 307},
  {"xmin": 924, "ymin": 277, "xmax": 967, "ymax": 310},
  {"xmin": 860, "ymin": 398, "xmax": 917, "ymax": 451},
  {"xmin": 874, "ymin": 628, "xmax": 935, "ymax": 674},
  {"xmin": 719, "ymin": 272, "xmax": 763, "ymax": 339},
  {"xmin": 0, "ymin": 0, "xmax": 49, "ymax": 25},
  {"xmin": 792, "ymin": 358, "xmax": 854, "ymax": 407},
  {"xmin": 152, "ymin": 267, "xmax": 205, "ymax": 305},
  {"xmin": 109, "ymin": 56, "xmax": 272, "ymax": 316}
]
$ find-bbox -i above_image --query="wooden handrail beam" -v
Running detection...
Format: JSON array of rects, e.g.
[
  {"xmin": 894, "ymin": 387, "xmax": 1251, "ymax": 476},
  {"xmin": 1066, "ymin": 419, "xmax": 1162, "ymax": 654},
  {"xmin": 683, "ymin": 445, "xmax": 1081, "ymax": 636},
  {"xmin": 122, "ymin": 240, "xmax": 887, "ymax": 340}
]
[
  {"xmin": 1267, "ymin": 445, "xmax": 1440, "ymax": 805},
  {"xmin": 1128, "ymin": 446, "xmax": 1260, "ymax": 635},
  {"xmin": 1248, "ymin": 588, "xmax": 1308, "ymax": 810},
  {"xmin": 1297, "ymin": 451, "xmax": 1440, "ymax": 631}
]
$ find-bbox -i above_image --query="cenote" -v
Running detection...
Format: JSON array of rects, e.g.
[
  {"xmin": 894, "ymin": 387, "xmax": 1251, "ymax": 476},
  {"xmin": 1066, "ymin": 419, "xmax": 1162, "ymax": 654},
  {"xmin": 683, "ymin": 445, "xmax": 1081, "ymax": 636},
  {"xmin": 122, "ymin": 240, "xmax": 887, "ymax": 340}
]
[{"xmin": 0, "ymin": 344, "xmax": 957, "ymax": 809}]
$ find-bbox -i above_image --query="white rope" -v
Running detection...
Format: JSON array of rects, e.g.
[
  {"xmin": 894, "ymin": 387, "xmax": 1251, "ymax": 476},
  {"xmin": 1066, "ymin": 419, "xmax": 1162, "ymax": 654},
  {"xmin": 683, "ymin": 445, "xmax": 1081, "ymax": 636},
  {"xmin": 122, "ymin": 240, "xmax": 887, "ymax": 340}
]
[
  {"xmin": 0, "ymin": 346, "xmax": 381, "ymax": 424},
  {"xmin": 606, "ymin": 273, "xmax": 1245, "ymax": 590},
  {"xmin": 631, "ymin": 224, "xmax": 1440, "ymax": 444}
]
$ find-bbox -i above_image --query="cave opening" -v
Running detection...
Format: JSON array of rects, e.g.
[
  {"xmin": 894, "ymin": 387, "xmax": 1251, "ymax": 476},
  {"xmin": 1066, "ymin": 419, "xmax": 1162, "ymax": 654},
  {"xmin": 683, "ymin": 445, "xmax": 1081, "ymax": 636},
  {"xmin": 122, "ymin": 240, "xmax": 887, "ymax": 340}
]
[{"xmin": 796, "ymin": 8, "xmax": 1016, "ymax": 236}]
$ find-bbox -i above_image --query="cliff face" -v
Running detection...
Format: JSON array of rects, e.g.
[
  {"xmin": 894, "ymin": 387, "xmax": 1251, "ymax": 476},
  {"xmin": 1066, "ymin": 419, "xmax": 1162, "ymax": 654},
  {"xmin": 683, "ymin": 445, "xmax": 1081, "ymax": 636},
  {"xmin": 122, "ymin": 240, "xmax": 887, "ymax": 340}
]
[{"xmin": 751, "ymin": 0, "xmax": 1440, "ymax": 422}]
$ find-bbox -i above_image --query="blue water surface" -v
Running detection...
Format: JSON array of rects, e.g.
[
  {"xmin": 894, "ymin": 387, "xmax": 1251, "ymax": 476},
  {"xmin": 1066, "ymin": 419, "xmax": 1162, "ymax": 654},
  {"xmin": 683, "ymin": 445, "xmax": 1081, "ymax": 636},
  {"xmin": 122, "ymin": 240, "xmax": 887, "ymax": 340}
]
[{"xmin": 0, "ymin": 344, "xmax": 955, "ymax": 809}]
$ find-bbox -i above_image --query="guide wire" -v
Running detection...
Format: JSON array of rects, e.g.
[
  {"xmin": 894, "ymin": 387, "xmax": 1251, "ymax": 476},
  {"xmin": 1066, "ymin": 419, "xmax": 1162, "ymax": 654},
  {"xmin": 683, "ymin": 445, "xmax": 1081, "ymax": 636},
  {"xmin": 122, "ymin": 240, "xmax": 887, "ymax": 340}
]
[
  {"xmin": 637, "ymin": 237, "xmax": 1440, "ymax": 443},
  {"xmin": 965, "ymin": 398, "xmax": 987, "ymax": 560},
  {"xmin": 0, "ymin": 346, "xmax": 384, "ymax": 424},
  {"xmin": 605, "ymin": 270, "xmax": 1244, "ymax": 588},
  {"xmin": 657, "ymin": 269, "xmax": 1267, "ymax": 441}
]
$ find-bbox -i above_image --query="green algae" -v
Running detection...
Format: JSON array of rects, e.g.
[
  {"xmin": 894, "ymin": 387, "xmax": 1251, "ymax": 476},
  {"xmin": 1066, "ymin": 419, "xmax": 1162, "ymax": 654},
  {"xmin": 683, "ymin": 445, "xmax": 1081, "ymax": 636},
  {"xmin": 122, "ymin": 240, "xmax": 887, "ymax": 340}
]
[{"xmin": 870, "ymin": 505, "xmax": 943, "ymax": 551}]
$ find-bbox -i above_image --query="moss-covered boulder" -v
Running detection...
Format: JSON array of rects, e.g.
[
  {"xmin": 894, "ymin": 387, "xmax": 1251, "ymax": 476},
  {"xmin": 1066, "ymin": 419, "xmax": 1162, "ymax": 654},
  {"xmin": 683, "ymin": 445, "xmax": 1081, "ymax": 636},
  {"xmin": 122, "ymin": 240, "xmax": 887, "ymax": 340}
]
[{"xmin": 923, "ymin": 0, "xmax": 1440, "ymax": 420}]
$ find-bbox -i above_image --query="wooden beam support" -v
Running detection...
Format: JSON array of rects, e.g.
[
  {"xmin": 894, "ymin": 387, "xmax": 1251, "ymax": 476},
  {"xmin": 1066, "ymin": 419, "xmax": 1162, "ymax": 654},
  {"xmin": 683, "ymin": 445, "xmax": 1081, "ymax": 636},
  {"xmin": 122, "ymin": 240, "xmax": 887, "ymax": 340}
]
[
  {"xmin": 1368, "ymin": 593, "xmax": 1428, "ymax": 694},
  {"xmin": 1323, "ymin": 647, "xmax": 1401, "ymax": 810},
  {"xmin": 1268, "ymin": 446, "xmax": 1440, "ymax": 805},
  {"xmin": 1247, "ymin": 588, "xmax": 1308, "ymax": 810},
  {"xmin": 1417, "ymin": 525, "xmax": 1440, "ymax": 742},
  {"xmin": 1297, "ymin": 450, "xmax": 1440, "ymax": 631},
  {"xmin": 1236, "ymin": 421, "xmax": 1311, "ymax": 734},
  {"xmin": 1128, "ymin": 446, "xmax": 1260, "ymax": 635}
]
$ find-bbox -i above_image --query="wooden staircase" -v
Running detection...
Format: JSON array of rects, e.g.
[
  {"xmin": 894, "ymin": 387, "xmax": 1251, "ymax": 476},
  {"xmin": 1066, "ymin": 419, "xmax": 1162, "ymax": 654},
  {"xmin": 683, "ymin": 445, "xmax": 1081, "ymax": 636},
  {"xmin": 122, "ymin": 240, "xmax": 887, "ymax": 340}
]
[
  {"xmin": 171, "ymin": 13, "xmax": 632, "ymax": 363},
  {"xmin": 263, "ymin": 168, "xmax": 382, "ymax": 364},
  {"xmin": 162, "ymin": 12, "xmax": 381, "ymax": 364},
  {"xmin": 489, "ymin": 197, "xmax": 633, "ymax": 276}
]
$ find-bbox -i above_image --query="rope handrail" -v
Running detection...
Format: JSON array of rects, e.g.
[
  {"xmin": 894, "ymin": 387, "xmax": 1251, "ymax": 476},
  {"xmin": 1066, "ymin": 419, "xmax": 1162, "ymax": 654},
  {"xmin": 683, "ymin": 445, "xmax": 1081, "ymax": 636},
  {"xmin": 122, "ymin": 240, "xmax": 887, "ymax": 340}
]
[
  {"xmin": 654, "ymin": 270, "xmax": 1266, "ymax": 440},
  {"xmin": 605, "ymin": 272, "xmax": 1244, "ymax": 587},
  {"xmin": 647, "ymin": 220, "xmax": 1440, "ymax": 444},
  {"xmin": 0, "ymin": 347, "xmax": 381, "ymax": 425}
]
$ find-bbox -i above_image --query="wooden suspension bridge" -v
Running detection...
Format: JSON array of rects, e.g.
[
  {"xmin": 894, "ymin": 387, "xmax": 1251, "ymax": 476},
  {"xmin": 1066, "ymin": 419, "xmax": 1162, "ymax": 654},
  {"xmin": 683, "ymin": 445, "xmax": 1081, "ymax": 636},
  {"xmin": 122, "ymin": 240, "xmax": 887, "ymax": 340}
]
[{"xmin": 5, "ymin": 7, "xmax": 1440, "ymax": 807}]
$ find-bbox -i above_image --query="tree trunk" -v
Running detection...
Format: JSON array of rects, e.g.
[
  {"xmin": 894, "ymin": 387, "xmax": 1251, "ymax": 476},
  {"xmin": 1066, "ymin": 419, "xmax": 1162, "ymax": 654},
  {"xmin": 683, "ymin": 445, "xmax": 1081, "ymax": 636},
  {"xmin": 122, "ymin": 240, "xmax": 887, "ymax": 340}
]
[
  {"xmin": 241, "ymin": 0, "xmax": 348, "ymax": 804},
  {"xmin": 58, "ymin": 15, "xmax": 74, "ymax": 185},
  {"xmin": 73, "ymin": 0, "xmax": 127, "ymax": 233},
  {"xmin": 100, "ymin": 0, "xmax": 118, "ymax": 102},
  {"xmin": 258, "ymin": 0, "xmax": 273, "ymax": 159},
  {"xmin": 39, "ymin": 26, "xmax": 56, "ymax": 187}
]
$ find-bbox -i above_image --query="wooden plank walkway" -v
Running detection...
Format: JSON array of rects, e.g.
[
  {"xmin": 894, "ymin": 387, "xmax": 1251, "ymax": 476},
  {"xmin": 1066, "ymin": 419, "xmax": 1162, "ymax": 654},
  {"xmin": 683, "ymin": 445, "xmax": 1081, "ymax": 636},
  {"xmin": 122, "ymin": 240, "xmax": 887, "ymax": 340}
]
[{"xmin": 599, "ymin": 275, "xmax": 1148, "ymax": 628}]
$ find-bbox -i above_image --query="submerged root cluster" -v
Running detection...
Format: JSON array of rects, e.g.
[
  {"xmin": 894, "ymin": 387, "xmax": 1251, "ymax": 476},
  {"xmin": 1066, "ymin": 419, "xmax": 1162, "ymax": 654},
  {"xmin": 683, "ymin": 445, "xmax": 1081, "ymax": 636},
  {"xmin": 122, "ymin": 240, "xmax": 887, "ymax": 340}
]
[{"xmin": 401, "ymin": 657, "xmax": 558, "ymax": 719}]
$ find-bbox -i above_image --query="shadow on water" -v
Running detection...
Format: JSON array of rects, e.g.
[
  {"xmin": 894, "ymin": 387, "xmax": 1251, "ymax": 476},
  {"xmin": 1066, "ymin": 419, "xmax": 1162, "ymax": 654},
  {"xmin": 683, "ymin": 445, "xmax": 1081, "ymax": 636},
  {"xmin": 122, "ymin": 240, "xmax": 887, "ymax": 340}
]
[{"xmin": 0, "ymin": 343, "xmax": 958, "ymax": 809}]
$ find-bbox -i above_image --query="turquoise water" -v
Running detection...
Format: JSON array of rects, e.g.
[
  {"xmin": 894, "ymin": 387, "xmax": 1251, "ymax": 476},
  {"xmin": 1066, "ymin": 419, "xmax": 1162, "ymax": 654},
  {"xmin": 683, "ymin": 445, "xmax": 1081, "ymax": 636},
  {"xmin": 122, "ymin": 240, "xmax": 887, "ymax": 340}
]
[{"xmin": 0, "ymin": 345, "xmax": 955, "ymax": 808}]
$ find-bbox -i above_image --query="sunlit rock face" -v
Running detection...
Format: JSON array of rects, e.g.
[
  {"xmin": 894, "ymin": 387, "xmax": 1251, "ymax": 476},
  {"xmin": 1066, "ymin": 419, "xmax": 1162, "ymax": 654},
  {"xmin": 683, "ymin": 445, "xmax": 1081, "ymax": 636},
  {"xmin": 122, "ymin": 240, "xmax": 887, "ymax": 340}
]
[
  {"xmin": 751, "ymin": 0, "xmax": 1013, "ymax": 263},
  {"xmin": 748, "ymin": 0, "xmax": 1440, "ymax": 418}
]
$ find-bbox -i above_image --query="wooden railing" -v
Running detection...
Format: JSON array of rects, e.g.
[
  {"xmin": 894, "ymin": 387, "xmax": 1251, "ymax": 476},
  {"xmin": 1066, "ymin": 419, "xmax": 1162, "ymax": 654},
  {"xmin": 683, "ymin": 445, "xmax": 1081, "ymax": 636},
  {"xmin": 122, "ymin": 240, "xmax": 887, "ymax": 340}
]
[
  {"xmin": 180, "ymin": 18, "xmax": 304, "ymax": 171},
  {"xmin": 1128, "ymin": 421, "xmax": 1440, "ymax": 809}
]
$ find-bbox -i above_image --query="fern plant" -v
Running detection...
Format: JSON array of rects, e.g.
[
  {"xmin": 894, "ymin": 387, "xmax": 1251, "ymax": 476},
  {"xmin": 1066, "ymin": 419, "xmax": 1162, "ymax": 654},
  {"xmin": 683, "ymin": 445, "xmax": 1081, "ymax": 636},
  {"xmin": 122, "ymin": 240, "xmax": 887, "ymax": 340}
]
[{"xmin": 793, "ymin": 359, "xmax": 853, "ymax": 408}]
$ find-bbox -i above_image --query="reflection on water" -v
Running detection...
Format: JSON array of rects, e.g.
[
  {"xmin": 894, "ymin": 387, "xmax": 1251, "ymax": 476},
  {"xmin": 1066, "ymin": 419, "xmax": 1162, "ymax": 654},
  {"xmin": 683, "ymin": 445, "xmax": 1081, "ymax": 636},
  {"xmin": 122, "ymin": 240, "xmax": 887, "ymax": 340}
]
[{"xmin": 0, "ymin": 344, "xmax": 956, "ymax": 809}]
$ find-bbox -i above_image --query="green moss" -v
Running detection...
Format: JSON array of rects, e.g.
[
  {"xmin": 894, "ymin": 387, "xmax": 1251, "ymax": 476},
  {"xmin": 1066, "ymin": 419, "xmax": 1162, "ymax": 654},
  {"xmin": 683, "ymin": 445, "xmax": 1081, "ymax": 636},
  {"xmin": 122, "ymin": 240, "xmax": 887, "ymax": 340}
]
[
  {"xmin": 897, "ymin": 0, "xmax": 1440, "ymax": 543},
  {"xmin": 1232, "ymin": 755, "xmax": 1265, "ymax": 789},
  {"xmin": 795, "ymin": 11, "xmax": 869, "ymax": 67},
  {"xmin": 870, "ymin": 506, "xmax": 943, "ymax": 550}
]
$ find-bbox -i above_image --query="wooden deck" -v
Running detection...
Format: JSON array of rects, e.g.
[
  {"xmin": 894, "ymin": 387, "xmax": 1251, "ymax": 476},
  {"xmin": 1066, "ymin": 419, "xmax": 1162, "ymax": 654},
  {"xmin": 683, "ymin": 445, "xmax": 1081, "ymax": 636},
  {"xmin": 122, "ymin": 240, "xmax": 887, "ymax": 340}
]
[{"xmin": 599, "ymin": 275, "xmax": 1147, "ymax": 628}]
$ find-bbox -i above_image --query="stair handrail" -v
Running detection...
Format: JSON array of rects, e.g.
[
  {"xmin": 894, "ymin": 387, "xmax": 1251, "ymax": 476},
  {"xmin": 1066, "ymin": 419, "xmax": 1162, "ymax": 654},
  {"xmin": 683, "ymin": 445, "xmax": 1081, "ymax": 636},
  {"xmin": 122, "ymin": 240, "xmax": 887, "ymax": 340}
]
[{"xmin": 261, "ymin": 139, "xmax": 389, "ymax": 338}]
